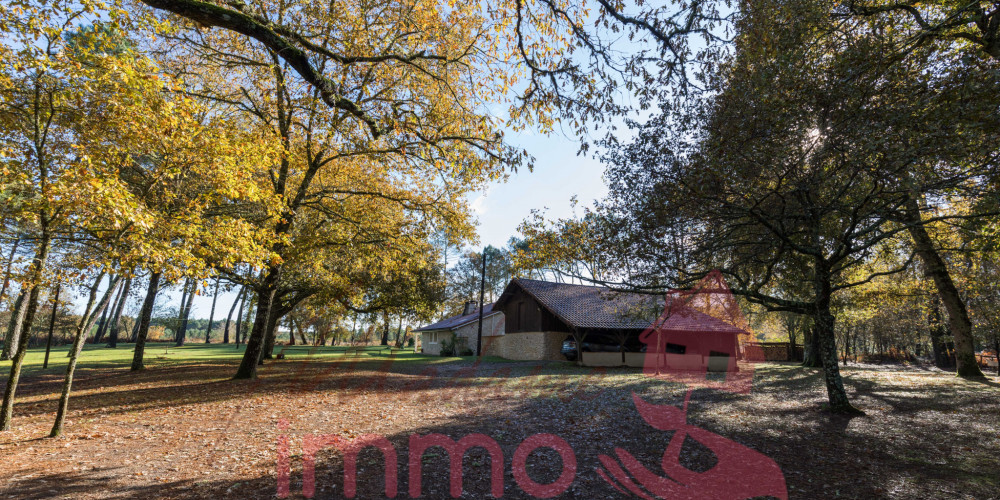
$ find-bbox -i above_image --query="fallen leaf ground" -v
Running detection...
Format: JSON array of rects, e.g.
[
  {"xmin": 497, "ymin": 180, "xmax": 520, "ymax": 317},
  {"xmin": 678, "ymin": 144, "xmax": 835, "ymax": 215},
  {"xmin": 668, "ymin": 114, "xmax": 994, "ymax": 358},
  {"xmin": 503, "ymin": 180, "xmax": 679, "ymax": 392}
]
[{"xmin": 1, "ymin": 343, "xmax": 998, "ymax": 499}]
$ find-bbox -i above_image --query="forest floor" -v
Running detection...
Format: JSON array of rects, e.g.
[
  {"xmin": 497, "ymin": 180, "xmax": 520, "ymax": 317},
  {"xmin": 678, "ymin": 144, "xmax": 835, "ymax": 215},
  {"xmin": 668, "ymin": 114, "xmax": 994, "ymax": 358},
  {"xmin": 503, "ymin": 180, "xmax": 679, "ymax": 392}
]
[{"xmin": 1, "ymin": 343, "xmax": 999, "ymax": 499}]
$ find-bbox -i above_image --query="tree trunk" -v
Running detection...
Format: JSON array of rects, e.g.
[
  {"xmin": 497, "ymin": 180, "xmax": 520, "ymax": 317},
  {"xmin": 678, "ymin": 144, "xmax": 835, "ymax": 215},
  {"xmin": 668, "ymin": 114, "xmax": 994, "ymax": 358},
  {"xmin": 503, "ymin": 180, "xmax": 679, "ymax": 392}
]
[
  {"xmin": 43, "ymin": 282, "xmax": 61, "ymax": 369},
  {"xmin": 814, "ymin": 259, "xmax": 862, "ymax": 414},
  {"xmin": 174, "ymin": 278, "xmax": 189, "ymax": 343},
  {"xmin": 205, "ymin": 277, "xmax": 220, "ymax": 343},
  {"xmin": 786, "ymin": 315, "xmax": 798, "ymax": 362},
  {"xmin": 131, "ymin": 271, "xmax": 162, "ymax": 371},
  {"xmin": 287, "ymin": 317, "xmax": 295, "ymax": 346},
  {"xmin": 223, "ymin": 286, "xmax": 244, "ymax": 344},
  {"xmin": 175, "ymin": 278, "xmax": 196, "ymax": 346},
  {"xmin": 802, "ymin": 326, "xmax": 823, "ymax": 367},
  {"xmin": 0, "ymin": 238, "xmax": 20, "ymax": 316},
  {"xmin": 297, "ymin": 322, "xmax": 308, "ymax": 345},
  {"xmin": 261, "ymin": 305, "xmax": 282, "ymax": 364},
  {"xmin": 904, "ymin": 196, "xmax": 984, "ymax": 378},
  {"xmin": 395, "ymin": 316, "xmax": 404, "ymax": 348},
  {"xmin": 928, "ymin": 294, "xmax": 953, "ymax": 369},
  {"xmin": 92, "ymin": 275, "xmax": 121, "ymax": 345},
  {"xmin": 51, "ymin": 272, "xmax": 119, "ymax": 437},
  {"xmin": 107, "ymin": 276, "xmax": 132, "ymax": 348},
  {"xmin": 0, "ymin": 232, "xmax": 52, "ymax": 431},
  {"xmin": 994, "ymin": 337, "xmax": 1000, "ymax": 377},
  {"xmin": 1, "ymin": 291, "xmax": 27, "ymax": 360},
  {"xmin": 380, "ymin": 310, "xmax": 390, "ymax": 346},
  {"xmin": 234, "ymin": 288, "xmax": 248, "ymax": 346},
  {"xmin": 241, "ymin": 292, "xmax": 256, "ymax": 345},
  {"xmin": 235, "ymin": 267, "xmax": 279, "ymax": 379}
]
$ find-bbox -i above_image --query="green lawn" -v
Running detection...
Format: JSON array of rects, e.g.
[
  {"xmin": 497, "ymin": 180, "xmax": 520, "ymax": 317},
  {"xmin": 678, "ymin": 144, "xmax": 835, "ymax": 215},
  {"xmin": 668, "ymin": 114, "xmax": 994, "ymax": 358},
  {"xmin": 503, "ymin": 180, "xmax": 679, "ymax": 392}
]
[{"xmin": 0, "ymin": 342, "xmax": 515, "ymax": 379}]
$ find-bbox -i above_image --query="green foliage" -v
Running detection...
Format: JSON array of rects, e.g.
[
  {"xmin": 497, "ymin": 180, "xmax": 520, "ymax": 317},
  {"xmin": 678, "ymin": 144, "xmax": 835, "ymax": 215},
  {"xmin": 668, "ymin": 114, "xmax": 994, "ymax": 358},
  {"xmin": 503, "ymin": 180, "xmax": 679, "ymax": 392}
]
[{"xmin": 439, "ymin": 332, "xmax": 458, "ymax": 357}]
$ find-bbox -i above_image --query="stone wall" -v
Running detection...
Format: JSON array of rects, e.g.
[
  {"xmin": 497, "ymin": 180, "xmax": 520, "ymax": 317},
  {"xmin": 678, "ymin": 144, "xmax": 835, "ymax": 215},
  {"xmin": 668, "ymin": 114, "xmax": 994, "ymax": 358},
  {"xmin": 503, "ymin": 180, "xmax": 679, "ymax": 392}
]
[{"xmin": 485, "ymin": 331, "xmax": 566, "ymax": 361}]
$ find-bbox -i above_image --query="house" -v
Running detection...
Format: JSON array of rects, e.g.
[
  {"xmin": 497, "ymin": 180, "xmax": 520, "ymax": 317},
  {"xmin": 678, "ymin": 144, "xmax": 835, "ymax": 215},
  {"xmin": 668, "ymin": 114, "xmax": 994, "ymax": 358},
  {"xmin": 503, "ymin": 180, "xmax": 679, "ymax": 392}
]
[
  {"xmin": 490, "ymin": 277, "xmax": 756, "ymax": 369},
  {"xmin": 415, "ymin": 301, "xmax": 504, "ymax": 356},
  {"xmin": 417, "ymin": 276, "xmax": 757, "ymax": 368},
  {"xmin": 490, "ymin": 278, "xmax": 662, "ymax": 361}
]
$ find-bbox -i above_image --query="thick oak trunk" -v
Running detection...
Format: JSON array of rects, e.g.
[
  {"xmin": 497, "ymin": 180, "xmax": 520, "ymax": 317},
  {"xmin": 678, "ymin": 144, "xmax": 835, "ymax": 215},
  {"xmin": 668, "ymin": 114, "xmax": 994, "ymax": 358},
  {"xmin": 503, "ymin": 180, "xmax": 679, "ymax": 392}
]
[{"xmin": 235, "ymin": 268, "xmax": 279, "ymax": 379}]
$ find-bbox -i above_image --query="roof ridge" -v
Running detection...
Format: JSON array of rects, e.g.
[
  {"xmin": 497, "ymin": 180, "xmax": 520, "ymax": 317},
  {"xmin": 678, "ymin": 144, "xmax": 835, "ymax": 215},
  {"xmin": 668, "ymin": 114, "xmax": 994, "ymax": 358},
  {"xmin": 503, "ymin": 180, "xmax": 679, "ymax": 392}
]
[{"xmin": 514, "ymin": 277, "xmax": 630, "ymax": 292}]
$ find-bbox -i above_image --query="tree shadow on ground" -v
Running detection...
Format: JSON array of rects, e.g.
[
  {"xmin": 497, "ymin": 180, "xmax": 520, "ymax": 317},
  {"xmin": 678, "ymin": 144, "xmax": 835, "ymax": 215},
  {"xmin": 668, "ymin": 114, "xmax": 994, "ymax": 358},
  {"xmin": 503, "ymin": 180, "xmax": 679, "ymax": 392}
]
[{"xmin": 2, "ymin": 361, "xmax": 999, "ymax": 499}]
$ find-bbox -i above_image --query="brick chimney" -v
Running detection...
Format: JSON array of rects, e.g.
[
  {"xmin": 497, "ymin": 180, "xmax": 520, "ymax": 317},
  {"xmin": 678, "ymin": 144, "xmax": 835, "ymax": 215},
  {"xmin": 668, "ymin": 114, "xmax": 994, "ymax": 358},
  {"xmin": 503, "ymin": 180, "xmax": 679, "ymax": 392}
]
[{"xmin": 462, "ymin": 301, "xmax": 478, "ymax": 316}]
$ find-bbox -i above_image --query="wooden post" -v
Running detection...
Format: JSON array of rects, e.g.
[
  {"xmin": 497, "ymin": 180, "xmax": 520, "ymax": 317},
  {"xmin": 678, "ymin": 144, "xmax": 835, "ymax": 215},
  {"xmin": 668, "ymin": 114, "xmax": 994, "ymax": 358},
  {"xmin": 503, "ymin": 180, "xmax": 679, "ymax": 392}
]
[{"xmin": 476, "ymin": 248, "xmax": 486, "ymax": 357}]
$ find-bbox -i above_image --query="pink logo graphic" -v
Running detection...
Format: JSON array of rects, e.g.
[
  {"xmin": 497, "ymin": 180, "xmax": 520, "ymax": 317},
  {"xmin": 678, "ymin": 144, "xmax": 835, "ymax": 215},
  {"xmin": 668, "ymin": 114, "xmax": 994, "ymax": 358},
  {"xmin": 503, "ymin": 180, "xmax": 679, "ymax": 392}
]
[
  {"xmin": 275, "ymin": 270, "xmax": 785, "ymax": 498},
  {"xmin": 598, "ymin": 270, "xmax": 787, "ymax": 499}
]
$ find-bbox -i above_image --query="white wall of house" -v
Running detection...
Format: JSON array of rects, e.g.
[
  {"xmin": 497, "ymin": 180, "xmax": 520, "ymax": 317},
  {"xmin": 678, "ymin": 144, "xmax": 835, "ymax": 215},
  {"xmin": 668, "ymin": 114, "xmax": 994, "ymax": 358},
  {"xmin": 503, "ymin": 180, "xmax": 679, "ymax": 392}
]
[
  {"xmin": 420, "ymin": 313, "xmax": 504, "ymax": 356},
  {"xmin": 420, "ymin": 330, "xmax": 447, "ymax": 356}
]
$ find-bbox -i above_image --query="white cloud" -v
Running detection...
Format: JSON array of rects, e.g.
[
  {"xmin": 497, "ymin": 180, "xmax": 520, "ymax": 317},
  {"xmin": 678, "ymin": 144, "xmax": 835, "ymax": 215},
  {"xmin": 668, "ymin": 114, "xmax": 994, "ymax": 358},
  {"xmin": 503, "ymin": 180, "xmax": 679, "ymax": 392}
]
[{"xmin": 470, "ymin": 187, "xmax": 492, "ymax": 215}]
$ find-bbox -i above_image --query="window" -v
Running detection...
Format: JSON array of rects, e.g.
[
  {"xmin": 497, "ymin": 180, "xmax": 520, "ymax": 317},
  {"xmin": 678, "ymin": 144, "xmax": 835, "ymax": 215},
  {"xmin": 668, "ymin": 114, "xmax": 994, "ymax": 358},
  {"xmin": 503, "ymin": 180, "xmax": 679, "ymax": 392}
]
[{"xmin": 666, "ymin": 343, "xmax": 687, "ymax": 354}]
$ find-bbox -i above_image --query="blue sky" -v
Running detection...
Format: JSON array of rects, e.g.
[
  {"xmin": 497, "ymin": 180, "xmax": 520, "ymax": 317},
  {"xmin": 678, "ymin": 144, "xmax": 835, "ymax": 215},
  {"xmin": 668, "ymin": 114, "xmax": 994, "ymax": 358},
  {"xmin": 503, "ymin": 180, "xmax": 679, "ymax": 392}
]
[{"xmin": 469, "ymin": 129, "xmax": 608, "ymax": 249}]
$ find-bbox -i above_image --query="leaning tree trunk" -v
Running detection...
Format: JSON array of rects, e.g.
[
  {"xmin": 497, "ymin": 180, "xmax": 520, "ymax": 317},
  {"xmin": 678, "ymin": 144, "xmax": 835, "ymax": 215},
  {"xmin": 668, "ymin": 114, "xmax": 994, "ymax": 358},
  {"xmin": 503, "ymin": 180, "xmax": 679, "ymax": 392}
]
[
  {"xmin": 234, "ymin": 289, "xmax": 248, "ymax": 346},
  {"xmin": 0, "ymin": 231, "xmax": 51, "ymax": 431},
  {"xmin": 2, "ymin": 291, "xmax": 27, "ymax": 360},
  {"xmin": 43, "ymin": 282, "xmax": 61, "ymax": 369},
  {"xmin": 205, "ymin": 277, "xmax": 219, "ymax": 343},
  {"xmin": 904, "ymin": 196, "xmax": 984, "ymax": 378},
  {"xmin": 223, "ymin": 286, "xmax": 244, "ymax": 344},
  {"xmin": 51, "ymin": 272, "xmax": 119, "ymax": 437},
  {"xmin": 173, "ymin": 278, "xmax": 189, "ymax": 343},
  {"xmin": 814, "ymin": 259, "xmax": 862, "ymax": 415},
  {"xmin": 0, "ymin": 238, "xmax": 20, "ymax": 317},
  {"xmin": 92, "ymin": 275, "xmax": 121, "ymax": 345},
  {"xmin": 131, "ymin": 271, "xmax": 162, "ymax": 371},
  {"xmin": 235, "ymin": 267, "xmax": 279, "ymax": 379},
  {"xmin": 107, "ymin": 276, "xmax": 132, "ymax": 348}
]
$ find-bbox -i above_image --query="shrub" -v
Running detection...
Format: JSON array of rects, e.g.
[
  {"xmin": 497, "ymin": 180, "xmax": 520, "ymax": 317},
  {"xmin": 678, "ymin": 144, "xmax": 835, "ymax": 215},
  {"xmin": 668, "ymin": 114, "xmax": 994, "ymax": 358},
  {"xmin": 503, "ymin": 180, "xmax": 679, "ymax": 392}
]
[
  {"xmin": 440, "ymin": 333, "xmax": 457, "ymax": 357},
  {"xmin": 459, "ymin": 347, "xmax": 474, "ymax": 356}
]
